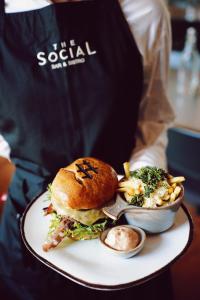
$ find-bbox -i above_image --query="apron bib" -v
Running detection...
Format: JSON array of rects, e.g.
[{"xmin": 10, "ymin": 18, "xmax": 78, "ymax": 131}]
[
  {"xmin": 0, "ymin": 0, "xmax": 143, "ymax": 174},
  {"xmin": 0, "ymin": 1, "xmax": 145, "ymax": 298}
]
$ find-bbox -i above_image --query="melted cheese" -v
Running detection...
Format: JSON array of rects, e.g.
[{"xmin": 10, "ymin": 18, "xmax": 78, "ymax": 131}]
[{"xmin": 51, "ymin": 196, "xmax": 106, "ymax": 226}]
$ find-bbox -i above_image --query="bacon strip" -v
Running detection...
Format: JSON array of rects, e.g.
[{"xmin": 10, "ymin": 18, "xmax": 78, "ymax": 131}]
[
  {"xmin": 43, "ymin": 217, "xmax": 74, "ymax": 252},
  {"xmin": 43, "ymin": 204, "xmax": 54, "ymax": 216}
]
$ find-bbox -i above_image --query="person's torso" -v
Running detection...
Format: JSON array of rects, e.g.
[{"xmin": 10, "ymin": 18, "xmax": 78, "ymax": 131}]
[{"xmin": 0, "ymin": 0, "xmax": 143, "ymax": 174}]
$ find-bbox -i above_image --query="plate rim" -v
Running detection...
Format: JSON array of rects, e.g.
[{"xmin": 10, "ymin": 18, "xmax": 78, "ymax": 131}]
[{"xmin": 20, "ymin": 191, "xmax": 194, "ymax": 291}]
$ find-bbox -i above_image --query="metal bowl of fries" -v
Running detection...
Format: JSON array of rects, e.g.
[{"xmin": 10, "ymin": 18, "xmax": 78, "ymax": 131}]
[{"xmin": 103, "ymin": 163, "xmax": 185, "ymax": 233}]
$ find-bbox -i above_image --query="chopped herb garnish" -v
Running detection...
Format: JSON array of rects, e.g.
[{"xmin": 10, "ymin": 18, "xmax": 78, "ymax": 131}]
[
  {"xmin": 129, "ymin": 194, "xmax": 144, "ymax": 207},
  {"xmin": 130, "ymin": 166, "xmax": 167, "ymax": 197},
  {"xmin": 161, "ymin": 181, "xmax": 170, "ymax": 189}
]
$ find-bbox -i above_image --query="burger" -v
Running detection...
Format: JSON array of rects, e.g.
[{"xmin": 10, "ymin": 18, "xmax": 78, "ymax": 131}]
[{"xmin": 43, "ymin": 157, "xmax": 118, "ymax": 251}]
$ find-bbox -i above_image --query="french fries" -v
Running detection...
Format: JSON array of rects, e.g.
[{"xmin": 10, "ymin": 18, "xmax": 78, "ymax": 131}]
[
  {"xmin": 124, "ymin": 192, "xmax": 134, "ymax": 202},
  {"xmin": 170, "ymin": 192, "xmax": 176, "ymax": 202},
  {"xmin": 118, "ymin": 187, "xmax": 135, "ymax": 195},
  {"xmin": 123, "ymin": 162, "xmax": 130, "ymax": 179},
  {"xmin": 174, "ymin": 186, "xmax": 182, "ymax": 197},
  {"xmin": 118, "ymin": 181, "xmax": 134, "ymax": 189},
  {"xmin": 117, "ymin": 163, "xmax": 185, "ymax": 208},
  {"xmin": 169, "ymin": 176, "xmax": 185, "ymax": 184},
  {"xmin": 163, "ymin": 194, "xmax": 170, "ymax": 201},
  {"xmin": 156, "ymin": 198, "xmax": 163, "ymax": 206}
]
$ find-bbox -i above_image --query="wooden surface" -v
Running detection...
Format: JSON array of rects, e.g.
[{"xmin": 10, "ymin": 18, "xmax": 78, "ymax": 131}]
[{"xmin": 171, "ymin": 203, "xmax": 200, "ymax": 300}]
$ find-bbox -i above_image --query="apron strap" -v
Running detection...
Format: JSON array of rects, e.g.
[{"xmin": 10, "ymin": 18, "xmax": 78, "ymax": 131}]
[{"xmin": 0, "ymin": 0, "xmax": 5, "ymax": 34}]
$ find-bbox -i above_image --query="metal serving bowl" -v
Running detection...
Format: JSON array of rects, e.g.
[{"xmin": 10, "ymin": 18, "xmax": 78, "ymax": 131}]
[{"xmin": 103, "ymin": 185, "xmax": 184, "ymax": 233}]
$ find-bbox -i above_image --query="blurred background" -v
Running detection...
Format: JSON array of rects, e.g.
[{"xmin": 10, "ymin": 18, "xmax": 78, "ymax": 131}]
[
  {"xmin": 0, "ymin": 0, "xmax": 200, "ymax": 299},
  {"xmin": 163, "ymin": 2, "xmax": 200, "ymax": 299}
]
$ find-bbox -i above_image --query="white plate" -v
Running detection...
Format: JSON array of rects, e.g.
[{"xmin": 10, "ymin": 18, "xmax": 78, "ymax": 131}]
[{"xmin": 20, "ymin": 191, "xmax": 193, "ymax": 291}]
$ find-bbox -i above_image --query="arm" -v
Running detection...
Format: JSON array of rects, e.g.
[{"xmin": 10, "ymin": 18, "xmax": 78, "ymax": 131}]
[
  {"xmin": 121, "ymin": 0, "xmax": 175, "ymax": 170},
  {"xmin": 0, "ymin": 134, "xmax": 10, "ymax": 161}
]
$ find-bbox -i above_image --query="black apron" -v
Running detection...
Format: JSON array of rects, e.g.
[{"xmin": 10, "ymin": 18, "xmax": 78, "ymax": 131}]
[{"xmin": 0, "ymin": 1, "xmax": 173, "ymax": 299}]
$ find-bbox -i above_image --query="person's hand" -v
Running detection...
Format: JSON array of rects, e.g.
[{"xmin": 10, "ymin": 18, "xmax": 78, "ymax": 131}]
[{"xmin": 0, "ymin": 157, "xmax": 15, "ymax": 196}]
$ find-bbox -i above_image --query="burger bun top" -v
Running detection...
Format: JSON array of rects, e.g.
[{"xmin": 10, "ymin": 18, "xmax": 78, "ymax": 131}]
[{"xmin": 51, "ymin": 157, "xmax": 118, "ymax": 210}]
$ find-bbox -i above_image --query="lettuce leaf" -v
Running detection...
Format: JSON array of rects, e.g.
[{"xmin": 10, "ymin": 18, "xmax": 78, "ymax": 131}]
[
  {"xmin": 47, "ymin": 212, "xmax": 108, "ymax": 241},
  {"xmin": 70, "ymin": 219, "xmax": 108, "ymax": 240}
]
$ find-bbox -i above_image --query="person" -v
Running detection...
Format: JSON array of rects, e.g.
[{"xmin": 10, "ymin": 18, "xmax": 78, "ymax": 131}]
[{"xmin": 0, "ymin": 0, "xmax": 175, "ymax": 299}]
